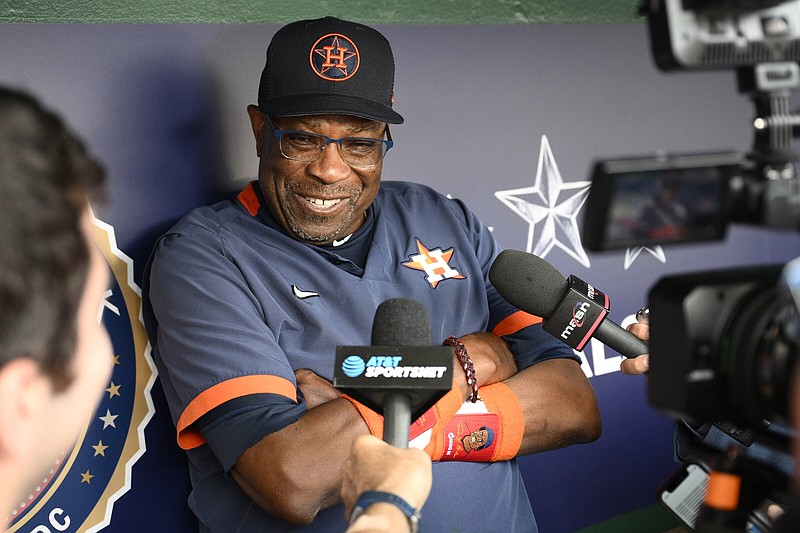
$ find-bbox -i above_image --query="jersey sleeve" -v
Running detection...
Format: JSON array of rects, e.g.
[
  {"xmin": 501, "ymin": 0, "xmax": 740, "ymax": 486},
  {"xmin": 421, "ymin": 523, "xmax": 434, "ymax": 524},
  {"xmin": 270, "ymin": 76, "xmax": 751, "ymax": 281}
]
[
  {"xmin": 145, "ymin": 221, "xmax": 302, "ymax": 452},
  {"xmin": 195, "ymin": 394, "xmax": 306, "ymax": 471},
  {"xmin": 446, "ymin": 194, "xmax": 578, "ymax": 369}
]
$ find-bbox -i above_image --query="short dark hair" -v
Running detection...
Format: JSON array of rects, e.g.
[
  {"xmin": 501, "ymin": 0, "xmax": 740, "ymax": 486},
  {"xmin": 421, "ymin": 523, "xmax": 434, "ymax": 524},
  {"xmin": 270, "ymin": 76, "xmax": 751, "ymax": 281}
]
[{"xmin": 0, "ymin": 87, "xmax": 105, "ymax": 390}]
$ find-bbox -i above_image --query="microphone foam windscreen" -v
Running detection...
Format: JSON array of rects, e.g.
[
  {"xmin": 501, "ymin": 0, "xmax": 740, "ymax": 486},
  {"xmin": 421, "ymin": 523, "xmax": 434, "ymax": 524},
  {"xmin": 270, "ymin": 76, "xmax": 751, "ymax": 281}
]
[
  {"xmin": 488, "ymin": 249, "xmax": 569, "ymax": 318},
  {"xmin": 371, "ymin": 298, "xmax": 431, "ymax": 346}
]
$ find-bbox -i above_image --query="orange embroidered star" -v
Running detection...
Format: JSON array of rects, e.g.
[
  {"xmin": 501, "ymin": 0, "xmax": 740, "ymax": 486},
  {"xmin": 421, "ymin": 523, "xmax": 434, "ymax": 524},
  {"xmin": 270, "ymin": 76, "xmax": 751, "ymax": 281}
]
[{"xmin": 402, "ymin": 239, "xmax": 465, "ymax": 289}]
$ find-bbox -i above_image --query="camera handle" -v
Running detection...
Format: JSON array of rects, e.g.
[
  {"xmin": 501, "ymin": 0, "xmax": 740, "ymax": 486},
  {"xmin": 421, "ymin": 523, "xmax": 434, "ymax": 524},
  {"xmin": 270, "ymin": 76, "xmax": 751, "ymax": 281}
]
[
  {"xmin": 727, "ymin": 63, "xmax": 800, "ymax": 230},
  {"xmin": 737, "ymin": 63, "xmax": 799, "ymax": 178}
]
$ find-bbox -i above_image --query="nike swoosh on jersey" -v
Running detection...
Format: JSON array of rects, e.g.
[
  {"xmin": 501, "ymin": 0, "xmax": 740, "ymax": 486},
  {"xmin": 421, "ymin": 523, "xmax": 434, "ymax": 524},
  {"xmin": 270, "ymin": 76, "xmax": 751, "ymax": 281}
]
[
  {"xmin": 292, "ymin": 285, "xmax": 320, "ymax": 299},
  {"xmin": 332, "ymin": 234, "xmax": 353, "ymax": 247}
]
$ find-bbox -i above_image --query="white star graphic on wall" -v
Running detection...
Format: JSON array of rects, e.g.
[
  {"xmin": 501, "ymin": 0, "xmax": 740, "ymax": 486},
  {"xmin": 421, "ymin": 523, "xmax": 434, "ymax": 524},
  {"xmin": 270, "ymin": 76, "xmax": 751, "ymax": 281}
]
[
  {"xmin": 98, "ymin": 288, "xmax": 120, "ymax": 324},
  {"xmin": 624, "ymin": 245, "xmax": 667, "ymax": 270},
  {"xmin": 495, "ymin": 135, "xmax": 592, "ymax": 268}
]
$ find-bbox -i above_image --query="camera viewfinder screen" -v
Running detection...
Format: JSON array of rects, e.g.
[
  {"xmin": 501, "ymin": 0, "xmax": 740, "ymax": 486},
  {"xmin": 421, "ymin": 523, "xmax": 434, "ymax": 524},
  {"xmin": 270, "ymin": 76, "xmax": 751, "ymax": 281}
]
[{"xmin": 604, "ymin": 166, "xmax": 727, "ymax": 248}]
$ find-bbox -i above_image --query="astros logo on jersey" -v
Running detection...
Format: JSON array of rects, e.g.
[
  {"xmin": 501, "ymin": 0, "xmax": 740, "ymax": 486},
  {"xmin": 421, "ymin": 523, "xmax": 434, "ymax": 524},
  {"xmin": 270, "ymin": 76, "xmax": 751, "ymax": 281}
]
[
  {"xmin": 310, "ymin": 33, "xmax": 360, "ymax": 81},
  {"xmin": 403, "ymin": 238, "xmax": 466, "ymax": 289}
]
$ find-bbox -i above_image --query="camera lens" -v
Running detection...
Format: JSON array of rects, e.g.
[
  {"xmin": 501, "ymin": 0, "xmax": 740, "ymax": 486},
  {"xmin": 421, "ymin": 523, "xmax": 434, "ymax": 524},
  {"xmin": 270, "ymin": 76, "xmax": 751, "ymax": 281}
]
[{"xmin": 724, "ymin": 288, "xmax": 800, "ymax": 426}]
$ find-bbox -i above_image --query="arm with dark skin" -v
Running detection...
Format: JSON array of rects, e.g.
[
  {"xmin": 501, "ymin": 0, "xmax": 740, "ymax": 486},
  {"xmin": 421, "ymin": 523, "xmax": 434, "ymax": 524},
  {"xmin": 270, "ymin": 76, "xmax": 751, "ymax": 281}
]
[
  {"xmin": 231, "ymin": 332, "xmax": 600, "ymax": 524},
  {"xmin": 231, "ymin": 389, "xmax": 366, "ymax": 524},
  {"xmin": 505, "ymin": 357, "xmax": 602, "ymax": 453},
  {"xmin": 462, "ymin": 332, "xmax": 602, "ymax": 454},
  {"xmin": 230, "ymin": 334, "xmax": 516, "ymax": 525}
]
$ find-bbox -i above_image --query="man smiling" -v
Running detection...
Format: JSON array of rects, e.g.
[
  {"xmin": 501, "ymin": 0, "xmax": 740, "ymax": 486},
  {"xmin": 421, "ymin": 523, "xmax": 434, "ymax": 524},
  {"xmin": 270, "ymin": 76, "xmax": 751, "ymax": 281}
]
[
  {"xmin": 143, "ymin": 16, "xmax": 600, "ymax": 532},
  {"xmin": 247, "ymin": 113, "xmax": 388, "ymax": 245}
]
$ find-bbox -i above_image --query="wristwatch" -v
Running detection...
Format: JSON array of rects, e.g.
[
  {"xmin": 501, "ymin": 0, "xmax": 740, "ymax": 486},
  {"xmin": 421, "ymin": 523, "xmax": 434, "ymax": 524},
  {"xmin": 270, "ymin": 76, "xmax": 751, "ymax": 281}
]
[{"xmin": 349, "ymin": 491, "xmax": 421, "ymax": 533}]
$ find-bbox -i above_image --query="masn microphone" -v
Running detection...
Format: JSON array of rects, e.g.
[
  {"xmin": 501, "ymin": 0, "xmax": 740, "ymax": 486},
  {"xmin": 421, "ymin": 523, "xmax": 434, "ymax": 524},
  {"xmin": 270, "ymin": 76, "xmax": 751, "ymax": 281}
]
[
  {"xmin": 488, "ymin": 249, "xmax": 648, "ymax": 358},
  {"xmin": 333, "ymin": 298, "xmax": 453, "ymax": 447}
]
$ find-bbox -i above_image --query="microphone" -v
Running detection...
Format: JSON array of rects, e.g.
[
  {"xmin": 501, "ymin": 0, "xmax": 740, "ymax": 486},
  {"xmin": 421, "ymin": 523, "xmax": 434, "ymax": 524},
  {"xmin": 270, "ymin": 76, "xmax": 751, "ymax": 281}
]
[
  {"xmin": 333, "ymin": 298, "xmax": 453, "ymax": 447},
  {"xmin": 488, "ymin": 249, "xmax": 648, "ymax": 358},
  {"xmin": 371, "ymin": 299, "xmax": 429, "ymax": 447}
]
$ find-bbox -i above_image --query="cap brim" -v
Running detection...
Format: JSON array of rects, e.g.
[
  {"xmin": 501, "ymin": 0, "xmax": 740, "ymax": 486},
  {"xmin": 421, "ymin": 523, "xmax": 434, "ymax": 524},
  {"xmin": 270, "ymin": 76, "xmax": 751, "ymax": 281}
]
[{"xmin": 261, "ymin": 93, "xmax": 404, "ymax": 124}]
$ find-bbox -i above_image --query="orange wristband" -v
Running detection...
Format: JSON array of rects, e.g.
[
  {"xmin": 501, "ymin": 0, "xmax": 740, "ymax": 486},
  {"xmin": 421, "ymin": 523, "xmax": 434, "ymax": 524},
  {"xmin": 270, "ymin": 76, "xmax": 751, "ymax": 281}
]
[
  {"xmin": 479, "ymin": 382, "xmax": 524, "ymax": 461},
  {"xmin": 344, "ymin": 387, "xmax": 465, "ymax": 445},
  {"xmin": 424, "ymin": 382, "xmax": 524, "ymax": 462},
  {"xmin": 342, "ymin": 395, "xmax": 384, "ymax": 438},
  {"xmin": 422, "ymin": 387, "xmax": 472, "ymax": 459}
]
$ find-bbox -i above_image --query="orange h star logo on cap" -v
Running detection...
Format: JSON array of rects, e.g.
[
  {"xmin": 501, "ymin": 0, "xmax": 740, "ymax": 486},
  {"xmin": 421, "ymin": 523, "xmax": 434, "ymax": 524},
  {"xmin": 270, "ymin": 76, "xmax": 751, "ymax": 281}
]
[{"xmin": 310, "ymin": 34, "xmax": 360, "ymax": 81}]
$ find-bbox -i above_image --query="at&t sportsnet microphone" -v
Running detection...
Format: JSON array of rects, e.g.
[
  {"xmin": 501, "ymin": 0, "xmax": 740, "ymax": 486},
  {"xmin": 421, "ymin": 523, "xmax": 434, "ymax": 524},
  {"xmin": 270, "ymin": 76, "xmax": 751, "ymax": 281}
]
[
  {"xmin": 333, "ymin": 298, "xmax": 453, "ymax": 447},
  {"xmin": 488, "ymin": 249, "xmax": 648, "ymax": 358}
]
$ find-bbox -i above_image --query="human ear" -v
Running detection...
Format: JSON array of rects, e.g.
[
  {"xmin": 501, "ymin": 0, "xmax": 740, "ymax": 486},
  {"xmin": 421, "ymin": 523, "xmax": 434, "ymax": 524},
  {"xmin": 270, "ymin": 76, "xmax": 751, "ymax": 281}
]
[
  {"xmin": 246, "ymin": 105, "xmax": 268, "ymax": 157},
  {"xmin": 0, "ymin": 358, "xmax": 51, "ymax": 458}
]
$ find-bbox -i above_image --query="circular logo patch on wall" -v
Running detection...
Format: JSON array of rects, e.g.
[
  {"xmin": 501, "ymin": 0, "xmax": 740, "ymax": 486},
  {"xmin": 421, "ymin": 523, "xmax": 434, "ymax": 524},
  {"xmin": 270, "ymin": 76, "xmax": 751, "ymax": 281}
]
[
  {"xmin": 5, "ymin": 215, "xmax": 155, "ymax": 533},
  {"xmin": 309, "ymin": 33, "xmax": 360, "ymax": 81}
]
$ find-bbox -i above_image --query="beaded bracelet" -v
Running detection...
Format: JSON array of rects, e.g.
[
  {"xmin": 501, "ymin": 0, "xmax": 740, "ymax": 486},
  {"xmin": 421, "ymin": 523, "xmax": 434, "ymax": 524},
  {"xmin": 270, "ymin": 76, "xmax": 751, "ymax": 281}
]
[{"xmin": 443, "ymin": 336, "xmax": 478, "ymax": 403}]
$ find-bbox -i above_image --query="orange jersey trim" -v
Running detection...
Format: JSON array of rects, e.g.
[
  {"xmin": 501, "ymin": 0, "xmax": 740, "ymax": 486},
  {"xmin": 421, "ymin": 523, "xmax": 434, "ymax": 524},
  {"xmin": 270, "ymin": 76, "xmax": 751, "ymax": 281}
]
[
  {"xmin": 492, "ymin": 310, "xmax": 542, "ymax": 338},
  {"xmin": 237, "ymin": 181, "xmax": 261, "ymax": 217},
  {"xmin": 176, "ymin": 374, "xmax": 297, "ymax": 450}
]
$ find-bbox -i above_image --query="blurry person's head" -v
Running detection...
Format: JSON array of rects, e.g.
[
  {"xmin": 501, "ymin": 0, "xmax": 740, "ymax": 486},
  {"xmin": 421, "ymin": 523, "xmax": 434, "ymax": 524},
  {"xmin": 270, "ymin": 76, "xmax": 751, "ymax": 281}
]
[{"xmin": 0, "ymin": 87, "xmax": 113, "ymax": 520}]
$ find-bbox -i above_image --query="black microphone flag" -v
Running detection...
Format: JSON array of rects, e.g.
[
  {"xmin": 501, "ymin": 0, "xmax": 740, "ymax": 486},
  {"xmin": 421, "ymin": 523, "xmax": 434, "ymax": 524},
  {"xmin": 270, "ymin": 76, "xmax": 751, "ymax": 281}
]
[{"xmin": 333, "ymin": 298, "xmax": 453, "ymax": 447}]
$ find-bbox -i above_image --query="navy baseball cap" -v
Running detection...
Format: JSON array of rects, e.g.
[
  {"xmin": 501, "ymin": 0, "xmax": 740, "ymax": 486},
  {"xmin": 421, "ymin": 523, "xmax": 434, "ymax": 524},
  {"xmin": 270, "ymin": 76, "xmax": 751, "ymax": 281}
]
[{"xmin": 258, "ymin": 17, "xmax": 404, "ymax": 124}]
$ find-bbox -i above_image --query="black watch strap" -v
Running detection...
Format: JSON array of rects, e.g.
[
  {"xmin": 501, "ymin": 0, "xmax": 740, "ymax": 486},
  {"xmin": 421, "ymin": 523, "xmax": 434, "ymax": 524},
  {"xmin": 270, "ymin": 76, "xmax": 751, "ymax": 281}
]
[{"xmin": 349, "ymin": 490, "xmax": 421, "ymax": 533}]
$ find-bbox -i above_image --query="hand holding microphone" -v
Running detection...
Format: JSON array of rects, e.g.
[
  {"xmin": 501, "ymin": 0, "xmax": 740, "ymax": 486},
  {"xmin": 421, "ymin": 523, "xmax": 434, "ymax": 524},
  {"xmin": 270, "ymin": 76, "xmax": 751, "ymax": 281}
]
[
  {"xmin": 334, "ymin": 298, "xmax": 453, "ymax": 448},
  {"xmin": 488, "ymin": 249, "xmax": 649, "ymax": 360},
  {"xmin": 341, "ymin": 435, "xmax": 431, "ymax": 528}
]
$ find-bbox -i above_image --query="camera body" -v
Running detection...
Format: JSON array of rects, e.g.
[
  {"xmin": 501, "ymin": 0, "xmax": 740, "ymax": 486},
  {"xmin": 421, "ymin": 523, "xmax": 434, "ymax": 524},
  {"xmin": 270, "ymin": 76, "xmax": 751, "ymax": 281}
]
[
  {"xmin": 646, "ymin": 0, "xmax": 800, "ymax": 71},
  {"xmin": 584, "ymin": 1, "xmax": 800, "ymax": 252},
  {"xmin": 647, "ymin": 264, "xmax": 798, "ymax": 429}
]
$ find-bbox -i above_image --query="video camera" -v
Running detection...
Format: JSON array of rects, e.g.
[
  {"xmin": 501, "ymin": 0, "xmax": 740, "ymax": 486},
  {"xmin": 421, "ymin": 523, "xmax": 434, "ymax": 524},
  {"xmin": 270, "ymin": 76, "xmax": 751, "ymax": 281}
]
[
  {"xmin": 585, "ymin": 0, "xmax": 800, "ymax": 254},
  {"xmin": 583, "ymin": 0, "xmax": 800, "ymax": 530},
  {"xmin": 585, "ymin": 0, "xmax": 800, "ymax": 428}
]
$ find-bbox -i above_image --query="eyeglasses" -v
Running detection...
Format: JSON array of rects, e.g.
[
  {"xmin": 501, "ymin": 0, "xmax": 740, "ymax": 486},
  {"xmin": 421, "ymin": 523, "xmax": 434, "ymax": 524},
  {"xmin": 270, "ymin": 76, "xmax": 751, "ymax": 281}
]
[{"xmin": 272, "ymin": 128, "xmax": 393, "ymax": 167}]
